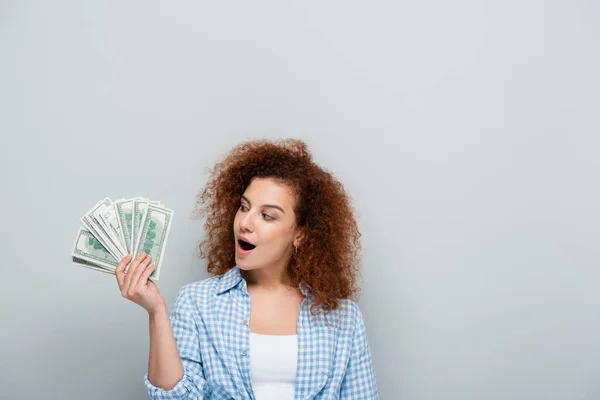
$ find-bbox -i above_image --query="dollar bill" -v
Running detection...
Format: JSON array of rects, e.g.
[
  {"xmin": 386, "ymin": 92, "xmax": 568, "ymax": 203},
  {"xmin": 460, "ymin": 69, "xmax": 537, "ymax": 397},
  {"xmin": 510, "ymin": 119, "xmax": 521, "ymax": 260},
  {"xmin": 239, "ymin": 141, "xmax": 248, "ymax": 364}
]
[
  {"xmin": 114, "ymin": 198, "xmax": 135, "ymax": 255},
  {"xmin": 131, "ymin": 199, "xmax": 150, "ymax": 257},
  {"xmin": 71, "ymin": 228, "xmax": 119, "ymax": 271},
  {"xmin": 136, "ymin": 204, "xmax": 173, "ymax": 281},
  {"xmin": 94, "ymin": 203, "xmax": 127, "ymax": 256},
  {"xmin": 81, "ymin": 198, "xmax": 124, "ymax": 260},
  {"xmin": 73, "ymin": 256, "xmax": 115, "ymax": 275},
  {"xmin": 98, "ymin": 206, "xmax": 126, "ymax": 251}
]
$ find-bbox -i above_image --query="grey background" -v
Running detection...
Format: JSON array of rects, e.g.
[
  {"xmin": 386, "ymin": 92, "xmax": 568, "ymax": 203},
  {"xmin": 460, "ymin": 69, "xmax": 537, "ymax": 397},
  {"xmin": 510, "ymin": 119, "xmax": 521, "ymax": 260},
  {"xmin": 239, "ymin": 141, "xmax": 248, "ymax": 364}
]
[{"xmin": 1, "ymin": 1, "xmax": 599, "ymax": 399}]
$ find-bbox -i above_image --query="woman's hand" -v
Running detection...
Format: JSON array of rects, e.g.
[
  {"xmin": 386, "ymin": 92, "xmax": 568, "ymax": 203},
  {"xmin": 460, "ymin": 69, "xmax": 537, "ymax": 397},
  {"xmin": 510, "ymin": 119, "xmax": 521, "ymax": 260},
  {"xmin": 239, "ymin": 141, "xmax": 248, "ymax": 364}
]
[{"xmin": 116, "ymin": 253, "xmax": 166, "ymax": 315}]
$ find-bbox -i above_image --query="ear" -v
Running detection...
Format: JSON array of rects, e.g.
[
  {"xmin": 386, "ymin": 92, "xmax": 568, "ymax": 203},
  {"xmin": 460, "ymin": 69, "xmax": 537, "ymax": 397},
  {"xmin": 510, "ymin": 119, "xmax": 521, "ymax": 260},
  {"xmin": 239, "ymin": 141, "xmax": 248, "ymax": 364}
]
[{"xmin": 293, "ymin": 229, "xmax": 305, "ymax": 247}]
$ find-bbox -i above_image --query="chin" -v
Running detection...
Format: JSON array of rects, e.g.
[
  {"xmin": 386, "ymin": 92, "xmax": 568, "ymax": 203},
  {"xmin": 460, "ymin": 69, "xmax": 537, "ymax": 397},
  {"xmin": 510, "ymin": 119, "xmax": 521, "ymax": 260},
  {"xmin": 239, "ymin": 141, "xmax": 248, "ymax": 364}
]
[{"xmin": 235, "ymin": 258, "xmax": 256, "ymax": 270}]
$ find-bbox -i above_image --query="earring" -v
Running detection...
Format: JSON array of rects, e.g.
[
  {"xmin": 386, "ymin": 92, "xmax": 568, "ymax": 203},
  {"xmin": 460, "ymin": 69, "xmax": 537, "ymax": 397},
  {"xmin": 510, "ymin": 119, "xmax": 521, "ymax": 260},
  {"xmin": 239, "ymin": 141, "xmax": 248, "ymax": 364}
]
[{"xmin": 294, "ymin": 244, "xmax": 298, "ymax": 254}]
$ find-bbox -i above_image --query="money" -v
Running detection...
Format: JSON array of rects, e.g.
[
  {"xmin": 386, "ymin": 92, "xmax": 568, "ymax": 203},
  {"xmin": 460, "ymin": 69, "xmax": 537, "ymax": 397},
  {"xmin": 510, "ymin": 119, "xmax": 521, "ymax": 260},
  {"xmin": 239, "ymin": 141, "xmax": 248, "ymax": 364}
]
[
  {"xmin": 132, "ymin": 199, "xmax": 150, "ymax": 257},
  {"xmin": 71, "ymin": 197, "xmax": 173, "ymax": 281},
  {"xmin": 135, "ymin": 204, "xmax": 173, "ymax": 281},
  {"xmin": 115, "ymin": 198, "xmax": 136, "ymax": 254}
]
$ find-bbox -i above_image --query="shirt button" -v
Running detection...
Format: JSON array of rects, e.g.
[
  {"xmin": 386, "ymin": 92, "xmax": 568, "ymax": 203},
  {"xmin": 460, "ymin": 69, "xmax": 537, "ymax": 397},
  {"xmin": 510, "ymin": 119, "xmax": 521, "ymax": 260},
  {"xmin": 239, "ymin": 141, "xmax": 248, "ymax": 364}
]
[
  {"xmin": 242, "ymin": 350, "xmax": 248, "ymax": 356},
  {"xmin": 243, "ymin": 319, "xmax": 249, "ymax": 326}
]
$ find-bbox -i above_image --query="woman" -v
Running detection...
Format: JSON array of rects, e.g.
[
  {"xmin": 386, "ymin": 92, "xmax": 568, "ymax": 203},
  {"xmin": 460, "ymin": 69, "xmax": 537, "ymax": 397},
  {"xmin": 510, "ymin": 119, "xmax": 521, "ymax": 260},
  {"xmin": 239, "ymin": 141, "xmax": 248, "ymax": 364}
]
[{"xmin": 115, "ymin": 138, "xmax": 379, "ymax": 399}]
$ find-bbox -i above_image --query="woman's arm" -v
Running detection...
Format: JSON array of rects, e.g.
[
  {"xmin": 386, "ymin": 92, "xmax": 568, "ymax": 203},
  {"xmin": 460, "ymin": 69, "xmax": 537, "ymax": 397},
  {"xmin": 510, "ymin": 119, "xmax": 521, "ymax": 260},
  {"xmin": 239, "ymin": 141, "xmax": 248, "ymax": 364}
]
[
  {"xmin": 339, "ymin": 305, "xmax": 379, "ymax": 399},
  {"xmin": 144, "ymin": 287, "xmax": 208, "ymax": 399},
  {"xmin": 114, "ymin": 253, "xmax": 206, "ymax": 399},
  {"xmin": 147, "ymin": 304, "xmax": 184, "ymax": 389}
]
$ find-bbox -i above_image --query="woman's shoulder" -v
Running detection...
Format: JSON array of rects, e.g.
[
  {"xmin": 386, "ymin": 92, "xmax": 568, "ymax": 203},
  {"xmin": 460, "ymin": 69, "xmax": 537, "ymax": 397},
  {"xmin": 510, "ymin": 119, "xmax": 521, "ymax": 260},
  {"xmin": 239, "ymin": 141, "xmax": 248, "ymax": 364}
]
[
  {"xmin": 175, "ymin": 266, "xmax": 243, "ymax": 304},
  {"xmin": 315, "ymin": 298, "xmax": 365, "ymax": 332},
  {"xmin": 176, "ymin": 274, "xmax": 222, "ymax": 300}
]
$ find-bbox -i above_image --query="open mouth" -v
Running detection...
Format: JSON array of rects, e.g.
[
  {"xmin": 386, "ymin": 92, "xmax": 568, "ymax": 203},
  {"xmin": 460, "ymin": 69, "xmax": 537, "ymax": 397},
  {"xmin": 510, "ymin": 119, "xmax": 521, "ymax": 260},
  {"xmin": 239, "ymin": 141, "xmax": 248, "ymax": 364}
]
[{"xmin": 238, "ymin": 239, "xmax": 256, "ymax": 251}]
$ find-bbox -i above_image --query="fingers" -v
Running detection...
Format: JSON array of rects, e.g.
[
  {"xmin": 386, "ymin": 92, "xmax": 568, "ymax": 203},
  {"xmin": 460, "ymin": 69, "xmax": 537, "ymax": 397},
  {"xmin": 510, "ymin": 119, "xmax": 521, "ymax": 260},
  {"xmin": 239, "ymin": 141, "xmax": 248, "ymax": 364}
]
[
  {"xmin": 136, "ymin": 264, "xmax": 157, "ymax": 288},
  {"xmin": 115, "ymin": 254, "xmax": 132, "ymax": 289},
  {"xmin": 129, "ymin": 254, "xmax": 153, "ymax": 288},
  {"xmin": 122, "ymin": 252, "xmax": 147, "ymax": 292}
]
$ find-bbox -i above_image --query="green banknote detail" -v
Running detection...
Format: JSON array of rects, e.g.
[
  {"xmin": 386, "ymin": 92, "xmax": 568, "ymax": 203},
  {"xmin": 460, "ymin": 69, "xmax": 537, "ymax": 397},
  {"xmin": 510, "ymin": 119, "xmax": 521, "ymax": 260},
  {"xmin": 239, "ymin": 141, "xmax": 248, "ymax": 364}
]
[
  {"xmin": 124, "ymin": 212, "xmax": 132, "ymax": 237},
  {"xmin": 140, "ymin": 219, "xmax": 157, "ymax": 255},
  {"xmin": 88, "ymin": 235, "xmax": 104, "ymax": 251},
  {"xmin": 137, "ymin": 205, "xmax": 173, "ymax": 280},
  {"xmin": 72, "ymin": 229, "xmax": 118, "ymax": 269},
  {"xmin": 115, "ymin": 200, "xmax": 134, "ymax": 253}
]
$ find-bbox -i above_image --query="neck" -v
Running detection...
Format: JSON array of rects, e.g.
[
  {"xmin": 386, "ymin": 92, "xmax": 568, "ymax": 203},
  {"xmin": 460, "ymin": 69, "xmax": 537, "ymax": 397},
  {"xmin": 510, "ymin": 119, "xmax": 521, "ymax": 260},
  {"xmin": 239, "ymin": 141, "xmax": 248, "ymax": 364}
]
[{"xmin": 241, "ymin": 264, "xmax": 296, "ymax": 292}]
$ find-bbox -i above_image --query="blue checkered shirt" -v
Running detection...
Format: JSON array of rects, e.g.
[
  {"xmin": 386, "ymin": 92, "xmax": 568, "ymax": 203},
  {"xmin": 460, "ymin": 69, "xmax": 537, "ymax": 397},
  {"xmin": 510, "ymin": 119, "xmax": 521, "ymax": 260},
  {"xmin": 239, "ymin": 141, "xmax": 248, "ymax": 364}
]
[{"xmin": 144, "ymin": 266, "xmax": 378, "ymax": 399}]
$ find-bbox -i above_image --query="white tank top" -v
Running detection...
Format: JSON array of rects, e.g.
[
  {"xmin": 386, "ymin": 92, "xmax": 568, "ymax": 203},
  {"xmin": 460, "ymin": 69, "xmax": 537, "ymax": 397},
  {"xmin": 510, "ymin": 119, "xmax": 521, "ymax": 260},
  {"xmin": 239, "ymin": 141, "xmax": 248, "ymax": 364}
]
[{"xmin": 249, "ymin": 331, "xmax": 298, "ymax": 400}]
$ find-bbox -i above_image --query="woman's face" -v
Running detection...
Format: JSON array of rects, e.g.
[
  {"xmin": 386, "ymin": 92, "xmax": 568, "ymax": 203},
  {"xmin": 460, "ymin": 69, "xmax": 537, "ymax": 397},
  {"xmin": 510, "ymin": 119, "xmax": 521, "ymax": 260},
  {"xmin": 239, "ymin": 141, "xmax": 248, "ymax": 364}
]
[{"xmin": 233, "ymin": 177, "xmax": 302, "ymax": 271}]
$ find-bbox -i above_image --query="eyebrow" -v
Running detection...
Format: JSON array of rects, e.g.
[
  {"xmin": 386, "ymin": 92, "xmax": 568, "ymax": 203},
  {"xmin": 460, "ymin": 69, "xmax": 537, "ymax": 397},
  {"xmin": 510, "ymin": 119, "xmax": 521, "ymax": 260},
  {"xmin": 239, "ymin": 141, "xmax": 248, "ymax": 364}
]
[{"xmin": 241, "ymin": 195, "xmax": 285, "ymax": 214}]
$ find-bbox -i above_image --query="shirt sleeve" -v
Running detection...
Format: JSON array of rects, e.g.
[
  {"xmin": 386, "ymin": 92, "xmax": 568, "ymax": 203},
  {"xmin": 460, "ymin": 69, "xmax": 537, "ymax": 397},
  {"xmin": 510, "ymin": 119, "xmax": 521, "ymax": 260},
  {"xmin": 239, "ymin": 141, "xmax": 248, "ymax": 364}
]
[
  {"xmin": 339, "ymin": 305, "xmax": 379, "ymax": 399},
  {"xmin": 144, "ymin": 287, "xmax": 208, "ymax": 399}
]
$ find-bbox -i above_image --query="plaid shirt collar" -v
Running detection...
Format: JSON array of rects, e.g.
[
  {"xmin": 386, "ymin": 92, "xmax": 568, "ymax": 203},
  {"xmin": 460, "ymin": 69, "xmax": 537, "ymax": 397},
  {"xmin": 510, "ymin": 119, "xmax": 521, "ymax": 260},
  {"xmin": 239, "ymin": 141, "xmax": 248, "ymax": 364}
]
[{"xmin": 216, "ymin": 265, "xmax": 313, "ymax": 298}]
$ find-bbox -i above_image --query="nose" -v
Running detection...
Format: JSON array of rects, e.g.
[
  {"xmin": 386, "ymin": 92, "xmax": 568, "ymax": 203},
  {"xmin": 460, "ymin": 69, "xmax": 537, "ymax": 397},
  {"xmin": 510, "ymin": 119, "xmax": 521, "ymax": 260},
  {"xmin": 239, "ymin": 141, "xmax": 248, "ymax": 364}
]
[{"xmin": 239, "ymin": 212, "xmax": 254, "ymax": 233}]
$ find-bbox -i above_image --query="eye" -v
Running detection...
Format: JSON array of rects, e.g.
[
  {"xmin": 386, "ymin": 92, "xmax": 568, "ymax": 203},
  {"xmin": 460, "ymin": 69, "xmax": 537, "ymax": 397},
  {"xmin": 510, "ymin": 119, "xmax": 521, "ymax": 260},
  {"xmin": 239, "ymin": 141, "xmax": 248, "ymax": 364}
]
[
  {"xmin": 239, "ymin": 204, "xmax": 249, "ymax": 212},
  {"xmin": 262, "ymin": 213, "xmax": 274, "ymax": 221}
]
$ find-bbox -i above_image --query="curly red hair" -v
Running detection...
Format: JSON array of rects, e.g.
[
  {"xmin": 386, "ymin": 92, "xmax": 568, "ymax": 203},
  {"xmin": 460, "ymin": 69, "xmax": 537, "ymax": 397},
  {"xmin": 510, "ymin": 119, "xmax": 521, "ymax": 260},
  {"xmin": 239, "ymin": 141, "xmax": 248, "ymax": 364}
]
[{"xmin": 193, "ymin": 138, "xmax": 362, "ymax": 313}]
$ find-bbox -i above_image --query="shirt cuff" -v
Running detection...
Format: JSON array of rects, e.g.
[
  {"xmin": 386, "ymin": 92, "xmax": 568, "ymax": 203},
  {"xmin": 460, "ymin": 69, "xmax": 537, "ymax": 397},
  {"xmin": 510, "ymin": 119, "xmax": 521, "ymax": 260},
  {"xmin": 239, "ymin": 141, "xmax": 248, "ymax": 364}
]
[{"xmin": 144, "ymin": 373, "xmax": 205, "ymax": 399}]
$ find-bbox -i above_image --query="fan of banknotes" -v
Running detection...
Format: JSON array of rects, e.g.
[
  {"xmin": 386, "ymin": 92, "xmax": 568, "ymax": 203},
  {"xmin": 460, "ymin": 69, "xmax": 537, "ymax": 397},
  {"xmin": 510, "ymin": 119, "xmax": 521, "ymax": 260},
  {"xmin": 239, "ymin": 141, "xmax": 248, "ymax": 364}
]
[{"xmin": 71, "ymin": 197, "xmax": 174, "ymax": 281}]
